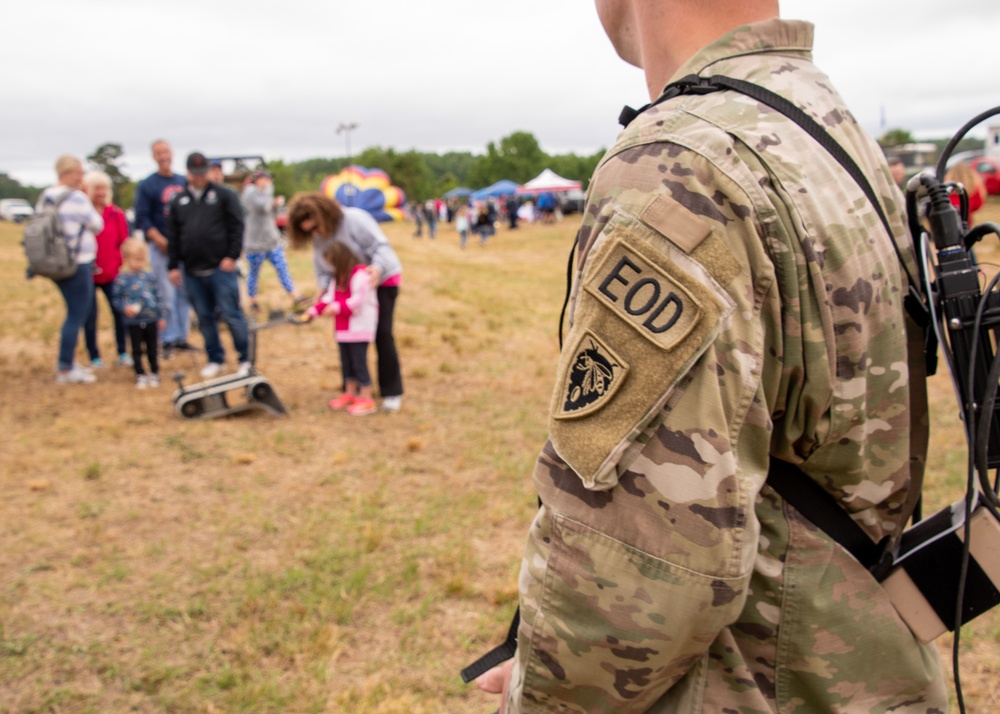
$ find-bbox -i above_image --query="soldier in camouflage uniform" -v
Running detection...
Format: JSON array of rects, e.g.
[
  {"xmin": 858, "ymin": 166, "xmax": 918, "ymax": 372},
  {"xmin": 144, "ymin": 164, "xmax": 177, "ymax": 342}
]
[{"xmin": 477, "ymin": 2, "xmax": 949, "ymax": 712}]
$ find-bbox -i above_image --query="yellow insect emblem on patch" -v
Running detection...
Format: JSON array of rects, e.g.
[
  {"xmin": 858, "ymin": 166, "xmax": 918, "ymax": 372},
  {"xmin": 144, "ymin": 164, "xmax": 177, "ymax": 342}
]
[{"xmin": 556, "ymin": 331, "xmax": 629, "ymax": 419}]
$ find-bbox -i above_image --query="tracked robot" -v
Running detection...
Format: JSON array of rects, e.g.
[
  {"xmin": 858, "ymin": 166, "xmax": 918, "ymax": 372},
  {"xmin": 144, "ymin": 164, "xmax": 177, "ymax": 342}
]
[{"xmin": 171, "ymin": 309, "xmax": 305, "ymax": 419}]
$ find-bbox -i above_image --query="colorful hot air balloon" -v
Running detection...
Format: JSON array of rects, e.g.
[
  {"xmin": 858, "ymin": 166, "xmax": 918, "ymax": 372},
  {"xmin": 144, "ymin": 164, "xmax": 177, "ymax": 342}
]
[{"xmin": 319, "ymin": 166, "xmax": 406, "ymax": 222}]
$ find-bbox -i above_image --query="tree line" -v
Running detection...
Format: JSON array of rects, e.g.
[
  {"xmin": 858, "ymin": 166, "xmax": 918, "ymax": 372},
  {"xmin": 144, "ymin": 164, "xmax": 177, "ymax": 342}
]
[
  {"xmin": 1, "ymin": 131, "xmax": 605, "ymax": 210},
  {"xmin": 7, "ymin": 127, "xmax": 983, "ymax": 210}
]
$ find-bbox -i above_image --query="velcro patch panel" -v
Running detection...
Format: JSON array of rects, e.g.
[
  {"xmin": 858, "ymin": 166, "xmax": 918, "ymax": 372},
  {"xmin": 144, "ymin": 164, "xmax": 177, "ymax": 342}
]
[{"xmin": 550, "ymin": 216, "xmax": 734, "ymax": 490}]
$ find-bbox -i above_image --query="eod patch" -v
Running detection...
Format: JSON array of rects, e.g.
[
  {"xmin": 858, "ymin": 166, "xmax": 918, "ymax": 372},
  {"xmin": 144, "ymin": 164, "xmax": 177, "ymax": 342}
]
[
  {"xmin": 556, "ymin": 331, "xmax": 630, "ymax": 419},
  {"xmin": 584, "ymin": 238, "xmax": 704, "ymax": 351}
]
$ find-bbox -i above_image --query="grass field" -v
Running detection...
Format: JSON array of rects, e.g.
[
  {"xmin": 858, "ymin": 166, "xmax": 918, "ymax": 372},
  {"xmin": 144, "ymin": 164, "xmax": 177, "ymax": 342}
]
[{"xmin": 1, "ymin": 201, "xmax": 999, "ymax": 712}]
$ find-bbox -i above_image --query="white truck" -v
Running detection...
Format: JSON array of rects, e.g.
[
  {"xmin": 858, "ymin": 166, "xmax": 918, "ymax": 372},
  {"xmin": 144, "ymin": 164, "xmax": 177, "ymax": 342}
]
[{"xmin": 0, "ymin": 198, "xmax": 34, "ymax": 223}]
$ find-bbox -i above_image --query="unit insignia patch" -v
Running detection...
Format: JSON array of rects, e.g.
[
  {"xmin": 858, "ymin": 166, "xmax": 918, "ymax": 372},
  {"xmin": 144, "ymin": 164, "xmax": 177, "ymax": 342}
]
[{"xmin": 556, "ymin": 330, "xmax": 629, "ymax": 419}]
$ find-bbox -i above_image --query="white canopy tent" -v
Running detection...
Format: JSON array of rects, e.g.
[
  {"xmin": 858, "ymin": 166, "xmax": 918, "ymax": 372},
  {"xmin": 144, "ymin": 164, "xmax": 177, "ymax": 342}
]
[{"xmin": 515, "ymin": 168, "xmax": 582, "ymax": 195}]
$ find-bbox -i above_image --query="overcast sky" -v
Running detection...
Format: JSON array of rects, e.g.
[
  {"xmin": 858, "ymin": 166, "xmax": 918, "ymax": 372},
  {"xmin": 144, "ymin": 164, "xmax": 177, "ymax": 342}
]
[{"xmin": 3, "ymin": 1, "xmax": 998, "ymax": 187}]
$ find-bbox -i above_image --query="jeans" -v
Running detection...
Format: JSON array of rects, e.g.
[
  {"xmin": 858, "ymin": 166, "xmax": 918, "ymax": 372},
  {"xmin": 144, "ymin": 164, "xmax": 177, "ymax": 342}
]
[
  {"xmin": 183, "ymin": 268, "xmax": 249, "ymax": 364},
  {"xmin": 149, "ymin": 244, "xmax": 190, "ymax": 344},
  {"xmin": 85, "ymin": 281, "xmax": 127, "ymax": 359},
  {"xmin": 55, "ymin": 263, "xmax": 95, "ymax": 371}
]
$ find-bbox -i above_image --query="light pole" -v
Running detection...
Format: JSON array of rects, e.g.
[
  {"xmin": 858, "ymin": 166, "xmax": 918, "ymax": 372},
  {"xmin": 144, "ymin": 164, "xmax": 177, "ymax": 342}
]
[{"xmin": 337, "ymin": 122, "xmax": 359, "ymax": 207}]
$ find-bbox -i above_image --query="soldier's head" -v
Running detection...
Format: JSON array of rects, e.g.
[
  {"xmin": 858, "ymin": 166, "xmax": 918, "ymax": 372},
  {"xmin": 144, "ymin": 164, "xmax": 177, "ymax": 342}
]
[{"xmin": 595, "ymin": 0, "xmax": 779, "ymax": 95}]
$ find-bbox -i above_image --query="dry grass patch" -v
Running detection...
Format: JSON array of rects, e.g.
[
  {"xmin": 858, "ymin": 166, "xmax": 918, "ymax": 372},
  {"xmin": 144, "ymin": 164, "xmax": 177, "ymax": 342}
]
[{"xmin": 2, "ymin": 202, "xmax": 1000, "ymax": 712}]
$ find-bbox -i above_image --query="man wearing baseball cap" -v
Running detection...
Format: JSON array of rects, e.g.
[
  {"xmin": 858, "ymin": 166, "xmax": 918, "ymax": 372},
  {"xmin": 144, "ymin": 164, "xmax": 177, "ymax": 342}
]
[{"xmin": 166, "ymin": 152, "xmax": 250, "ymax": 378}]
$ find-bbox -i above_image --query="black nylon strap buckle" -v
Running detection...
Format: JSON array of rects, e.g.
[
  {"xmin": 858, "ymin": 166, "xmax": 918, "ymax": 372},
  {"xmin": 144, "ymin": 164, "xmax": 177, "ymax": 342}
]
[{"xmin": 459, "ymin": 609, "xmax": 520, "ymax": 684}]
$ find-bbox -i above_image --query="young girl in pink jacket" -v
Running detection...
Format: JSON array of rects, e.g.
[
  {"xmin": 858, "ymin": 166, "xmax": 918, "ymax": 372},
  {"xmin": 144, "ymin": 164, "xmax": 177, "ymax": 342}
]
[{"xmin": 307, "ymin": 241, "xmax": 379, "ymax": 416}]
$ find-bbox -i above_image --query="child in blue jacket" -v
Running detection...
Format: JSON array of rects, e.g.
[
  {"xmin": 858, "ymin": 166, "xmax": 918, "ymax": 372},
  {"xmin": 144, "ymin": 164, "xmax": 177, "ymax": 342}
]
[{"xmin": 112, "ymin": 239, "xmax": 167, "ymax": 388}]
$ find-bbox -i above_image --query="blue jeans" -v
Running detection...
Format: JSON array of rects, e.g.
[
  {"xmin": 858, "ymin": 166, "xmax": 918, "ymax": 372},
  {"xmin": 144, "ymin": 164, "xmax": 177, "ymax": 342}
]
[
  {"xmin": 85, "ymin": 281, "xmax": 127, "ymax": 359},
  {"xmin": 55, "ymin": 263, "xmax": 95, "ymax": 371},
  {"xmin": 149, "ymin": 244, "xmax": 191, "ymax": 344},
  {"xmin": 183, "ymin": 268, "xmax": 249, "ymax": 364}
]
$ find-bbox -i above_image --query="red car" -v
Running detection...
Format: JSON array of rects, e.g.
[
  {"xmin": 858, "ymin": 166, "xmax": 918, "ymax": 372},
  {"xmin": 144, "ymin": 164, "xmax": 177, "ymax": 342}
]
[{"xmin": 971, "ymin": 156, "xmax": 1000, "ymax": 195}]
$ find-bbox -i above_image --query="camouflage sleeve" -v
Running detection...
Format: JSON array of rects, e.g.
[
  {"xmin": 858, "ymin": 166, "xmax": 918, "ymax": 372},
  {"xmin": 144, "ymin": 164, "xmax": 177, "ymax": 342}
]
[{"xmin": 505, "ymin": 139, "xmax": 777, "ymax": 712}]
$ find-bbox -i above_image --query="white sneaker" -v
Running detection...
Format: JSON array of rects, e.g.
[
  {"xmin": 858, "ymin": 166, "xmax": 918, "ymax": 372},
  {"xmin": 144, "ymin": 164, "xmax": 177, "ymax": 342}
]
[
  {"xmin": 200, "ymin": 362, "xmax": 223, "ymax": 379},
  {"xmin": 381, "ymin": 395, "xmax": 402, "ymax": 412},
  {"xmin": 236, "ymin": 361, "xmax": 252, "ymax": 377},
  {"xmin": 57, "ymin": 366, "xmax": 97, "ymax": 384},
  {"xmin": 147, "ymin": 374, "xmax": 161, "ymax": 388},
  {"xmin": 136, "ymin": 374, "xmax": 149, "ymax": 389}
]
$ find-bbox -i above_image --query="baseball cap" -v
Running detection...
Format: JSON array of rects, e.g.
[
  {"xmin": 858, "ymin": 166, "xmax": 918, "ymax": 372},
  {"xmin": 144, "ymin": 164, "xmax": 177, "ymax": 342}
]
[
  {"xmin": 249, "ymin": 169, "xmax": 273, "ymax": 182},
  {"xmin": 209, "ymin": 159, "xmax": 223, "ymax": 168},
  {"xmin": 186, "ymin": 152, "xmax": 209, "ymax": 175}
]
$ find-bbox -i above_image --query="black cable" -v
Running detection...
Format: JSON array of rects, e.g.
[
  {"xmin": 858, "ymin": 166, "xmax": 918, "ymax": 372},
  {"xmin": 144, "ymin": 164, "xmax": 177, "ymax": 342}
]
[{"xmin": 935, "ymin": 106, "xmax": 1000, "ymax": 181}]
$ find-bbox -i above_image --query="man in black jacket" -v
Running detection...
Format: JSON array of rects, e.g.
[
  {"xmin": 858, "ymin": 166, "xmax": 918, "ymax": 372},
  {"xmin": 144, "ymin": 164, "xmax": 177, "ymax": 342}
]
[{"xmin": 167, "ymin": 152, "xmax": 249, "ymax": 379}]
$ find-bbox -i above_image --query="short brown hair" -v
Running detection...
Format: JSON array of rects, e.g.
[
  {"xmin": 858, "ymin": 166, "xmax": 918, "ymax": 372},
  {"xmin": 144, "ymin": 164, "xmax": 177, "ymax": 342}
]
[{"xmin": 286, "ymin": 192, "xmax": 344, "ymax": 248}]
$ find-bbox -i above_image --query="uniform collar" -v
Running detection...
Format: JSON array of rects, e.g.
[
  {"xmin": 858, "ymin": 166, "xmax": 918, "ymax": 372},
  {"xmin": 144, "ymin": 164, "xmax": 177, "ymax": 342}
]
[
  {"xmin": 668, "ymin": 18, "xmax": 814, "ymax": 86},
  {"xmin": 620, "ymin": 19, "xmax": 815, "ymax": 128}
]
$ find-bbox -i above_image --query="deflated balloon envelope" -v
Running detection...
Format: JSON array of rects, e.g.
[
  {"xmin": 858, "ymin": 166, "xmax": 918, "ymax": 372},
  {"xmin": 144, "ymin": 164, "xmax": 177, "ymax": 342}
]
[{"xmin": 320, "ymin": 166, "xmax": 406, "ymax": 222}]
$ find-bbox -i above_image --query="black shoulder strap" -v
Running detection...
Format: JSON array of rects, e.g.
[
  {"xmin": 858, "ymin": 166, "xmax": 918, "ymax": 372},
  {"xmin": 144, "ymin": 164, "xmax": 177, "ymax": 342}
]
[{"xmin": 768, "ymin": 457, "xmax": 893, "ymax": 578}]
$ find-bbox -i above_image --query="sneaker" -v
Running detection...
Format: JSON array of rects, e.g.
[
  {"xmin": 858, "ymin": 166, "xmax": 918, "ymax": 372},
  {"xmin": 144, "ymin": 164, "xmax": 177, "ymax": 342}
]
[
  {"xmin": 381, "ymin": 395, "xmax": 403, "ymax": 412},
  {"xmin": 90, "ymin": 357, "xmax": 105, "ymax": 369},
  {"xmin": 328, "ymin": 393, "xmax": 356, "ymax": 410},
  {"xmin": 236, "ymin": 361, "xmax": 252, "ymax": 377},
  {"xmin": 147, "ymin": 374, "xmax": 161, "ymax": 388},
  {"xmin": 135, "ymin": 374, "xmax": 149, "ymax": 389},
  {"xmin": 347, "ymin": 398, "xmax": 377, "ymax": 416},
  {"xmin": 117, "ymin": 353, "xmax": 134, "ymax": 367},
  {"xmin": 56, "ymin": 366, "xmax": 97, "ymax": 384},
  {"xmin": 200, "ymin": 362, "xmax": 223, "ymax": 379}
]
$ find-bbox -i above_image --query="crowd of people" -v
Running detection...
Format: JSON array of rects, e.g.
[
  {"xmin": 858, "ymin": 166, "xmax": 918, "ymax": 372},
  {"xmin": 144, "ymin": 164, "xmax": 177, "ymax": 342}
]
[
  {"xmin": 406, "ymin": 190, "xmax": 565, "ymax": 248},
  {"xmin": 37, "ymin": 140, "xmax": 404, "ymax": 414}
]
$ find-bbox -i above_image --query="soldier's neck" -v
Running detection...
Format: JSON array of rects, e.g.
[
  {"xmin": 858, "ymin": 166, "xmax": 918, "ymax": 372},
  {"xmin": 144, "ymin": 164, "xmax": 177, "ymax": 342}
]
[{"xmin": 635, "ymin": 1, "xmax": 779, "ymax": 101}]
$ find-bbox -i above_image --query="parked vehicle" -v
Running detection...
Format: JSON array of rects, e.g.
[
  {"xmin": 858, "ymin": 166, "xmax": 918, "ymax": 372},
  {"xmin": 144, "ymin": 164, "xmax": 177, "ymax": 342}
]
[
  {"xmin": 558, "ymin": 189, "xmax": 586, "ymax": 215},
  {"xmin": 971, "ymin": 156, "xmax": 1000, "ymax": 195},
  {"xmin": 0, "ymin": 198, "xmax": 34, "ymax": 223}
]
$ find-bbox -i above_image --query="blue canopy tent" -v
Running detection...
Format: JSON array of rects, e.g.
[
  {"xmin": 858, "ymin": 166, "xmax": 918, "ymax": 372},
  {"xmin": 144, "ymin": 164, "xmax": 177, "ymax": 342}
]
[
  {"xmin": 443, "ymin": 187, "xmax": 473, "ymax": 199},
  {"xmin": 471, "ymin": 179, "xmax": 520, "ymax": 200}
]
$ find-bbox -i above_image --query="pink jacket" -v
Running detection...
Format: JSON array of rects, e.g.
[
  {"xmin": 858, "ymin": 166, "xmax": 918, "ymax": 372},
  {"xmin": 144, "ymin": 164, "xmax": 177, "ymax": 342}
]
[
  {"xmin": 308, "ymin": 265, "xmax": 378, "ymax": 343},
  {"xmin": 93, "ymin": 204, "xmax": 129, "ymax": 285}
]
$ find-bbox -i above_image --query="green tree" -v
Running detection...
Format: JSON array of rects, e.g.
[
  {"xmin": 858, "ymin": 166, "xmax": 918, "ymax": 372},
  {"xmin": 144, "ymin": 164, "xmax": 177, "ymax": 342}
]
[
  {"xmin": 468, "ymin": 131, "xmax": 546, "ymax": 187},
  {"xmin": 87, "ymin": 142, "xmax": 136, "ymax": 208},
  {"xmin": 424, "ymin": 152, "xmax": 476, "ymax": 187},
  {"xmin": 0, "ymin": 172, "xmax": 42, "ymax": 204},
  {"xmin": 547, "ymin": 149, "xmax": 605, "ymax": 190},
  {"xmin": 355, "ymin": 147, "xmax": 435, "ymax": 202},
  {"xmin": 878, "ymin": 128, "xmax": 916, "ymax": 148}
]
